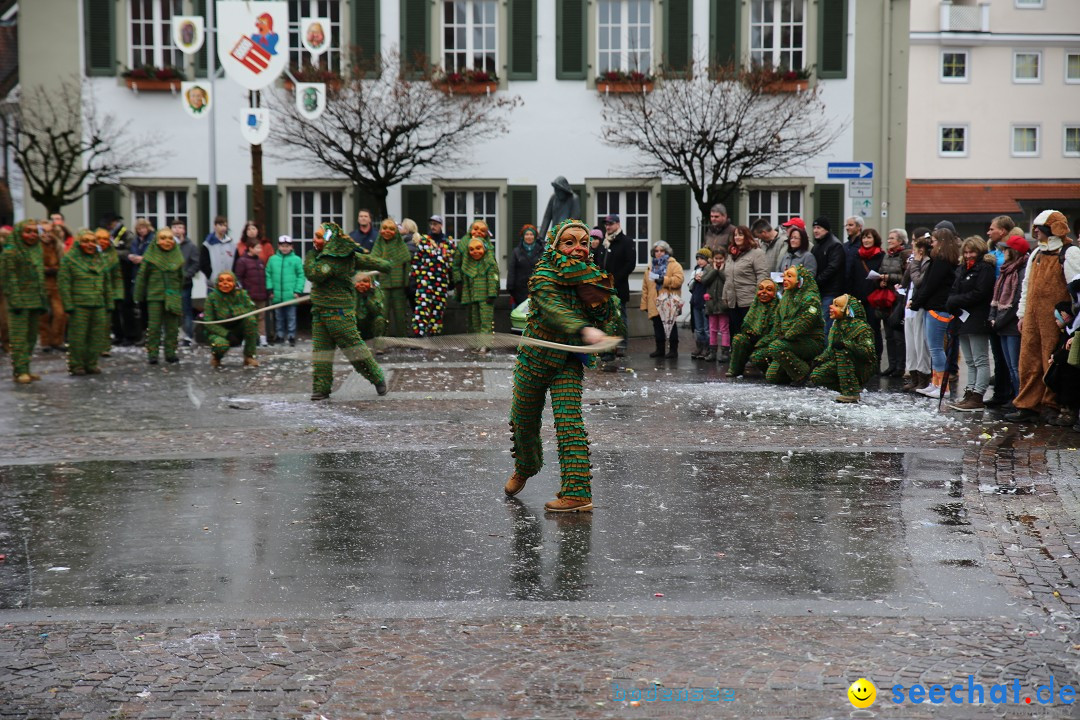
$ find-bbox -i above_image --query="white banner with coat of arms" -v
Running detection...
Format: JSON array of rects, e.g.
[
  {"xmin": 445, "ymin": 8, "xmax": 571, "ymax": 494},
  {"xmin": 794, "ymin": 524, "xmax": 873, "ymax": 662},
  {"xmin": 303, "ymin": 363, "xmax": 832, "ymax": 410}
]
[{"xmin": 216, "ymin": 1, "xmax": 289, "ymax": 91}]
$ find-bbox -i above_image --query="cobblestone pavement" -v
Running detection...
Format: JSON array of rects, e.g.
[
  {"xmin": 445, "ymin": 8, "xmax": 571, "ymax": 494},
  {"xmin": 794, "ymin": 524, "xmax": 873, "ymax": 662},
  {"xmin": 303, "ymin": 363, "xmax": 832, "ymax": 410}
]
[{"xmin": 2, "ymin": 341, "xmax": 1080, "ymax": 718}]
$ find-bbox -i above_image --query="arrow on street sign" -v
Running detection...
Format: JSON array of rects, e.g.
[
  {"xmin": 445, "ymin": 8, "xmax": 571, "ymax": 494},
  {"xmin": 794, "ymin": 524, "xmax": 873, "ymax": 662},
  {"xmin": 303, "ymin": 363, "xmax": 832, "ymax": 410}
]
[{"xmin": 827, "ymin": 162, "xmax": 874, "ymax": 179}]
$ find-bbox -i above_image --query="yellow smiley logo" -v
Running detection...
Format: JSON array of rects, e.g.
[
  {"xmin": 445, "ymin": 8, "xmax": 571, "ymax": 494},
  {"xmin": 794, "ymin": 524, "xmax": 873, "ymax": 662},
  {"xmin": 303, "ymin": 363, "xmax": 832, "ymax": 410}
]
[{"xmin": 847, "ymin": 678, "xmax": 877, "ymax": 708}]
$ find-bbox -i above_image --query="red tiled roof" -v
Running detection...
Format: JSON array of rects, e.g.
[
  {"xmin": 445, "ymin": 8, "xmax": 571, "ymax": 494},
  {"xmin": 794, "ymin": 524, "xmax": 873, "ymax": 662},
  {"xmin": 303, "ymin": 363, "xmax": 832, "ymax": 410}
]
[{"xmin": 906, "ymin": 181, "xmax": 1080, "ymax": 215}]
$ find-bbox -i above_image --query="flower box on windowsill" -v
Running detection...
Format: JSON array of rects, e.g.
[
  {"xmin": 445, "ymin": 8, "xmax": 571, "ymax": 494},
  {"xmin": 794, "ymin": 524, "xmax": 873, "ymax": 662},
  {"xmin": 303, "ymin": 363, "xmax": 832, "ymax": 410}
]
[
  {"xmin": 433, "ymin": 80, "xmax": 498, "ymax": 95},
  {"xmin": 124, "ymin": 78, "xmax": 182, "ymax": 93},
  {"xmin": 597, "ymin": 80, "xmax": 654, "ymax": 94},
  {"xmin": 762, "ymin": 78, "xmax": 810, "ymax": 93}
]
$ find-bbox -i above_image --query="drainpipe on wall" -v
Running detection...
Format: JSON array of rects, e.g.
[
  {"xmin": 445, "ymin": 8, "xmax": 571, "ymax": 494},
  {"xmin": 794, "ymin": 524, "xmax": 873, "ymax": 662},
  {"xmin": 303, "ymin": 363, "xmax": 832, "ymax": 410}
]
[{"xmin": 880, "ymin": 0, "xmax": 892, "ymax": 224}]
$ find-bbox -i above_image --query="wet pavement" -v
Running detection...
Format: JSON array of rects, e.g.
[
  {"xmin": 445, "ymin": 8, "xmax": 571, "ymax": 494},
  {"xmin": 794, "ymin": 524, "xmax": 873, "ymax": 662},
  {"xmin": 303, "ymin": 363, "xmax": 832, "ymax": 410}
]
[{"xmin": 1, "ymin": 339, "xmax": 1080, "ymax": 718}]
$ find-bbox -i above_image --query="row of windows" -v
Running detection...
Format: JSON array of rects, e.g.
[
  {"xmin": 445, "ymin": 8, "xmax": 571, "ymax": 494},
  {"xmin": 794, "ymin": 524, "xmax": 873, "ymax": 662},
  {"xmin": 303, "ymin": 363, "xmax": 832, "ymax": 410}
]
[
  {"xmin": 124, "ymin": 0, "xmax": 808, "ymax": 76},
  {"xmin": 941, "ymin": 49, "xmax": 1080, "ymax": 84},
  {"xmin": 128, "ymin": 186, "xmax": 804, "ymax": 267},
  {"xmin": 939, "ymin": 124, "xmax": 1080, "ymax": 158}
]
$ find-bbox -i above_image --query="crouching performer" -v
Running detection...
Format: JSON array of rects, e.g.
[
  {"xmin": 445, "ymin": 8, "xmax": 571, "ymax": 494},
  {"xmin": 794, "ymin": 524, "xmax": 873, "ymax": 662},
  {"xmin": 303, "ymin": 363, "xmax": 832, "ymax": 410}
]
[
  {"xmin": 203, "ymin": 270, "xmax": 259, "ymax": 368},
  {"xmin": 810, "ymin": 294, "xmax": 876, "ymax": 403},
  {"xmin": 504, "ymin": 219, "xmax": 624, "ymax": 512},
  {"xmin": 727, "ymin": 278, "xmax": 779, "ymax": 377},
  {"xmin": 764, "ymin": 265, "xmax": 825, "ymax": 384}
]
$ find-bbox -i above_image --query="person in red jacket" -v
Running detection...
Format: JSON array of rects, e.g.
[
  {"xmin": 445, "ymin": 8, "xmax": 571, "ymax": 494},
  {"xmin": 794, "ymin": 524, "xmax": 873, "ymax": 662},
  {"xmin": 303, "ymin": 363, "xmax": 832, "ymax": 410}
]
[{"xmin": 233, "ymin": 236, "xmax": 270, "ymax": 345}]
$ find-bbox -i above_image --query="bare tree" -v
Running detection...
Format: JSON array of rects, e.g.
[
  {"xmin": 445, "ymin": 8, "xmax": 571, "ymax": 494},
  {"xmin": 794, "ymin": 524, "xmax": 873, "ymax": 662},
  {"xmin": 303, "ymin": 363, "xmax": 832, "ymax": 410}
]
[
  {"xmin": 600, "ymin": 60, "xmax": 844, "ymax": 224},
  {"xmin": 268, "ymin": 50, "xmax": 521, "ymax": 220},
  {"xmin": 13, "ymin": 79, "xmax": 162, "ymax": 215}
]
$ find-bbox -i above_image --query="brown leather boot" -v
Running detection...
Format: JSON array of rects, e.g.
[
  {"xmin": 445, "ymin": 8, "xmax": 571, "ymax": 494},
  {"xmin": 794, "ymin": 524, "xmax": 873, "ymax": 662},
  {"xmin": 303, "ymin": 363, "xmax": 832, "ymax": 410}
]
[
  {"xmin": 504, "ymin": 472, "xmax": 527, "ymax": 497},
  {"xmin": 544, "ymin": 496, "xmax": 593, "ymax": 513},
  {"xmin": 210, "ymin": 355, "xmax": 221, "ymax": 368},
  {"xmin": 243, "ymin": 356, "xmax": 260, "ymax": 368}
]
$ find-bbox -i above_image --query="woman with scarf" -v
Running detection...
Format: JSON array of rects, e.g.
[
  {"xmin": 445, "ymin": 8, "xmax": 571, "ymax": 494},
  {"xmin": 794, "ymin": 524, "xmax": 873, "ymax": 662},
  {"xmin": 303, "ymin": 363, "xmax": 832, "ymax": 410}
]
[
  {"xmin": 727, "ymin": 278, "xmax": 779, "ymax": 377},
  {"xmin": 988, "ymin": 233, "xmax": 1030, "ymax": 404},
  {"xmin": 134, "ymin": 227, "xmax": 185, "ymax": 365},
  {"xmin": 810, "ymin": 294, "xmax": 877, "ymax": 403},
  {"xmin": 909, "ymin": 228, "xmax": 960, "ymax": 397},
  {"xmin": 640, "ymin": 240, "xmax": 683, "ymax": 358},
  {"xmin": 507, "ymin": 224, "xmax": 542, "ymax": 307},
  {"xmin": 371, "ymin": 218, "xmax": 413, "ymax": 336},
  {"xmin": 722, "ymin": 225, "xmax": 770, "ymax": 338},
  {"xmin": 504, "ymin": 219, "xmax": 624, "ymax": 513},
  {"xmin": 851, "ymin": 228, "xmax": 886, "ymax": 370},
  {"xmin": 763, "ymin": 265, "xmax": 825, "ymax": 384},
  {"xmin": 410, "ymin": 224, "xmax": 455, "ymax": 337},
  {"xmin": 944, "ymin": 236, "xmax": 997, "ymax": 411},
  {"xmin": 877, "ymin": 229, "xmax": 911, "ymax": 377}
]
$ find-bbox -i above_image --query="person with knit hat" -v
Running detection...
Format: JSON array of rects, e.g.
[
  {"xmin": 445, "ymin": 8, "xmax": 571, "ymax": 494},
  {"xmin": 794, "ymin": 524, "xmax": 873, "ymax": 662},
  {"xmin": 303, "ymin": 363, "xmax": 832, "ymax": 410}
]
[
  {"xmin": 688, "ymin": 247, "xmax": 712, "ymax": 359},
  {"xmin": 809, "ymin": 294, "xmax": 876, "ymax": 403},
  {"xmin": 504, "ymin": 219, "xmax": 624, "ymax": 513},
  {"xmin": 810, "ymin": 216, "xmax": 846, "ymax": 337},
  {"xmin": 700, "ymin": 248, "xmax": 731, "ymax": 362},
  {"xmin": 778, "ymin": 221, "xmax": 817, "ymax": 276},
  {"xmin": 1007, "ymin": 210, "xmax": 1080, "ymax": 424},
  {"xmin": 1, "ymin": 220, "xmax": 47, "ymax": 383},
  {"xmin": 988, "ymin": 231, "xmax": 1030, "ymax": 405}
]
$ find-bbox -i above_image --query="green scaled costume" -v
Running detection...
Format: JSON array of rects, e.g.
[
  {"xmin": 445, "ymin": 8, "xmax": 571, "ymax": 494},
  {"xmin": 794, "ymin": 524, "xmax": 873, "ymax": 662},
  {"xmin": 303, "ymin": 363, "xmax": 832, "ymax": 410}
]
[
  {"xmin": 763, "ymin": 265, "xmax": 824, "ymax": 384},
  {"xmin": 369, "ymin": 226, "xmax": 412, "ymax": 337},
  {"xmin": 1, "ymin": 220, "xmax": 46, "ymax": 378},
  {"xmin": 457, "ymin": 238, "xmax": 500, "ymax": 338},
  {"xmin": 97, "ymin": 231, "xmax": 124, "ymax": 356},
  {"xmin": 355, "ymin": 278, "xmax": 387, "ymax": 341},
  {"xmin": 729, "ymin": 280, "xmax": 779, "ymax": 377},
  {"xmin": 810, "ymin": 295, "xmax": 877, "ymax": 397},
  {"xmin": 203, "ymin": 271, "xmax": 258, "ymax": 361},
  {"xmin": 134, "ymin": 233, "xmax": 184, "ymax": 362},
  {"xmin": 58, "ymin": 229, "xmax": 112, "ymax": 374},
  {"xmin": 509, "ymin": 219, "xmax": 625, "ymax": 500},
  {"xmin": 304, "ymin": 222, "xmax": 391, "ymax": 398}
]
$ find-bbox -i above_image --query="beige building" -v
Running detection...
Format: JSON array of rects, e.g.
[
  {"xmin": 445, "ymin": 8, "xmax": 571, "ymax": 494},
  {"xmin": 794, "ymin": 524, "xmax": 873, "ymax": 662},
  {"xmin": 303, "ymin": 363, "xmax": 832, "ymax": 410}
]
[{"xmin": 907, "ymin": 0, "xmax": 1080, "ymax": 236}]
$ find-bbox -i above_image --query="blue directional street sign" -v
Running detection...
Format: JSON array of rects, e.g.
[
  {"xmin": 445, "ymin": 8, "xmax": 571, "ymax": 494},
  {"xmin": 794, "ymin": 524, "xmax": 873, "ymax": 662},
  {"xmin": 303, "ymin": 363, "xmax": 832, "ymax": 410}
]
[{"xmin": 827, "ymin": 162, "xmax": 874, "ymax": 179}]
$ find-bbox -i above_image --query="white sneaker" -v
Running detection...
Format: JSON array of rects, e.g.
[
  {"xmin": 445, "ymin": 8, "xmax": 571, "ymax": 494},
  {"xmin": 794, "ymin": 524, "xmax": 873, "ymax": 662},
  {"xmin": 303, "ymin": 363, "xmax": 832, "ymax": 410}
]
[
  {"xmin": 916, "ymin": 383, "xmax": 939, "ymax": 397},
  {"xmin": 258, "ymin": 335, "xmax": 268, "ymax": 347}
]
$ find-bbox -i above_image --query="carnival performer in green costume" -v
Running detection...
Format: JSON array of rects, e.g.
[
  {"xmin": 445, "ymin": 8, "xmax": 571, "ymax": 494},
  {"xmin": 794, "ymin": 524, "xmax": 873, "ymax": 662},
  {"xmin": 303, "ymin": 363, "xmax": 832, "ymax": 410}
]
[
  {"xmin": 762, "ymin": 265, "xmax": 825, "ymax": 384},
  {"xmin": 134, "ymin": 227, "xmax": 184, "ymax": 364},
  {"xmin": 810, "ymin": 294, "xmax": 877, "ymax": 403},
  {"xmin": 58, "ymin": 228, "xmax": 112, "ymax": 375},
  {"xmin": 727, "ymin": 278, "xmax": 779, "ymax": 377},
  {"xmin": 95, "ymin": 228, "xmax": 123, "ymax": 357},
  {"xmin": 203, "ymin": 270, "xmax": 259, "ymax": 368},
  {"xmin": 370, "ymin": 217, "xmax": 412, "ymax": 337},
  {"xmin": 305, "ymin": 221, "xmax": 391, "ymax": 400},
  {"xmin": 457, "ymin": 220, "xmax": 500, "ymax": 343},
  {"xmin": 354, "ymin": 272, "xmax": 387, "ymax": 341},
  {"xmin": 1, "ymin": 220, "xmax": 46, "ymax": 383},
  {"xmin": 504, "ymin": 219, "xmax": 624, "ymax": 513}
]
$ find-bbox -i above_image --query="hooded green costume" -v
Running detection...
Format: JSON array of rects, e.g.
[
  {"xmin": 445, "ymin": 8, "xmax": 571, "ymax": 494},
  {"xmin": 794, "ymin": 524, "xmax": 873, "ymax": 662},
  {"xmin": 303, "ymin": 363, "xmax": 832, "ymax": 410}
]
[
  {"xmin": 58, "ymin": 229, "xmax": 112, "ymax": 374},
  {"xmin": 508, "ymin": 219, "xmax": 625, "ymax": 503},
  {"xmin": 355, "ymin": 276, "xmax": 387, "ymax": 340},
  {"xmin": 763, "ymin": 264, "xmax": 825, "ymax": 384},
  {"xmin": 728, "ymin": 280, "xmax": 779, "ymax": 377},
  {"xmin": 1, "ymin": 220, "xmax": 46, "ymax": 378},
  {"xmin": 370, "ymin": 225, "xmax": 413, "ymax": 337},
  {"xmin": 96, "ymin": 230, "xmax": 124, "ymax": 356},
  {"xmin": 134, "ymin": 232, "xmax": 184, "ymax": 362},
  {"xmin": 304, "ymin": 221, "xmax": 391, "ymax": 398},
  {"xmin": 203, "ymin": 271, "xmax": 258, "ymax": 361},
  {"xmin": 457, "ymin": 233, "xmax": 500, "ymax": 338},
  {"xmin": 810, "ymin": 295, "xmax": 877, "ymax": 398}
]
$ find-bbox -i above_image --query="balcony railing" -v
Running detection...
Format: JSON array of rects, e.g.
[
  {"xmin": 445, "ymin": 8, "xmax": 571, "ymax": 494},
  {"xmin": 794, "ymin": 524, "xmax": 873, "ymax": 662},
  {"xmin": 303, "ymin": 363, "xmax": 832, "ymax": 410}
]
[{"xmin": 940, "ymin": 1, "xmax": 990, "ymax": 32}]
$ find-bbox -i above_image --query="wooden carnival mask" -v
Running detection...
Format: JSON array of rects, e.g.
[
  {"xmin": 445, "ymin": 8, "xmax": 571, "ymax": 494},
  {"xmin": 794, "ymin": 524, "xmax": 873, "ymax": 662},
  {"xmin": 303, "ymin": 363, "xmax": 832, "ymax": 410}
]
[
  {"xmin": 467, "ymin": 238, "xmax": 486, "ymax": 260},
  {"xmin": 217, "ymin": 273, "xmax": 236, "ymax": 293}
]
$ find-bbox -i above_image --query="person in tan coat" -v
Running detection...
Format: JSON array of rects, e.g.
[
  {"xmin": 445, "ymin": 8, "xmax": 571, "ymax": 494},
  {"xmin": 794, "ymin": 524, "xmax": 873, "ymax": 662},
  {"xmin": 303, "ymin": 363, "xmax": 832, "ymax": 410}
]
[
  {"xmin": 38, "ymin": 222, "xmax": 68, "ymax": 351},
  {"xmin": 721, "ymin": 226, "xmax": 770, "ymax": 338},
  {"xmin": 640, "ymin": 240, "xmax": 684, "ymax": 358}
]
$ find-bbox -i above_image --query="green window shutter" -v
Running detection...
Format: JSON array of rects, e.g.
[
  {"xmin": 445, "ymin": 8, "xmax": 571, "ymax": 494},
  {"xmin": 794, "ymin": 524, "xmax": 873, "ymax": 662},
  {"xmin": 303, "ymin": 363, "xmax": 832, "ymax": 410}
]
[
  {"xmin": 709, "ymin": 0, "xmax": 739, "ymax": 68},
  {"xmin": 570, "ymin": 184, "xmax": 587, "ymax": 222},
  {"xmin": 84, "ymin": 0, "xmax": 115, "ymax": 77},
  {"xmin": 813, "ymin": 184, "xmax": 844, "ymax": 231},
  {"xmin": 351, "ymin": 0, "xmax": 381, "ymax": 76},
  {"xmin": 400, "ymin": 0, "xmax": 430, "ymax": 78},
  {"xmin": 508, "ymin": 0, "xmax": 537, "ymax": 81},
  {"xmin": 195, "ymin": 0, "xmax": 208, "ymax": 77},
  {"xmin": 507, "ymin": 185, "xmax": 537, "ymax": 244},
  {"xmin": 87, "ymin": 185, "xmax": 121, "ymax": 228},
  {"xmin": 661, "ymin": 185, "xmax": 691, "ymax": 264},
  {"xmin": 663, "ymin": 0, "xmax": 692, "ymax": 76},
  {"xmin": 401, "ymin": 184, "xmax": 433, "ymax": 225},
  {"xmin": 197, "ymin": 185, "xmax": 229, "ymax": 242},
  {"xmin": 556, "ymin": 0, "xmax": 586, "ymax": 80},
  {"xmin": 818, "ymin": 0, "xmax": 848, "ymax": 79}
]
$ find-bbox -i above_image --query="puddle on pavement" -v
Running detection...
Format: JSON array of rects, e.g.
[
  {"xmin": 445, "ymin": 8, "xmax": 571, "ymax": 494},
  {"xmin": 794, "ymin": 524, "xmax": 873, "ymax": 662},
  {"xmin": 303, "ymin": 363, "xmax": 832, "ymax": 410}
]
[{"xmin": 0, "ymin": 450, "xmax": 932, "ymax": 609}]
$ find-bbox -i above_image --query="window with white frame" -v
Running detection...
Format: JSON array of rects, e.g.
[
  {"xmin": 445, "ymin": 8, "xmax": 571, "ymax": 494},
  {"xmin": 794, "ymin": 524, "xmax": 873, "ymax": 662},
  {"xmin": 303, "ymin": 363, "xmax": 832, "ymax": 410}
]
[
  {"xmin": 748, "ymin": 189, "xmax": 803, "ymax": 230},
  {"xmin": 1012, "ymin": 125, "xmax": 1039, "ymax": 156},
  {"xmin": 1066, "ymin": 52, "xmax": 1080, "ymax": 83},
  {"xmin": 443, "ymin": 0, "xmax": 497, "ymax": 75},
  {"xmin": 941, "ymin": 50, "xmax": 968, "ymax": 81},
  {"xmin": 750, "ymin": 0, "xmax": 806, "ymax": 72},
  {"xmin": 289, "ymin": 189, "xmax": 344, "ymax": 258},
  {"xmin": 132, "ymin": 189, "xmax": 189, "ymax": 231},
  {"xmin": 129, "ymin": 0, "xmax": 183, "ymax": 69},
  {"xmin": 443, "ymin": 189, "xmax": 499, "ymax": 256},
  {"xmin": 288, "ymin": 0, "xmax": 342, "ymax": 72},
  {"xmin": 939, "ymin": 126, "xmax": 968, "ymax": 157},
  {"xmin": 1013, "ymin": 51, "xmax": 1041, "ymax": 82},
  {"xmin": 596, "ymin": 189, "xmax": 650, "ymax": 266},
  {"xmin": 1065, "ymin": 126, "xmax": 1080, "ymax": 157},
  {"xmin": 597, "ymin": 0, "xmax": 652, "ymax": 75}
]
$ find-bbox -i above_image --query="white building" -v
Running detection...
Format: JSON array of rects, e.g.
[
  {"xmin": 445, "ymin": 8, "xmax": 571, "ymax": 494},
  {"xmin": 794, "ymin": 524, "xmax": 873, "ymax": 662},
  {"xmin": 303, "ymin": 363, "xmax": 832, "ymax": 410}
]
[
  {"xmin": 907, "ymin": 0, "xmax": 1080, "ymax": 237},
  {"xmin": 9, "ymin": 0, "xmax": 909, "ymax": 277}
]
